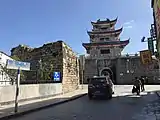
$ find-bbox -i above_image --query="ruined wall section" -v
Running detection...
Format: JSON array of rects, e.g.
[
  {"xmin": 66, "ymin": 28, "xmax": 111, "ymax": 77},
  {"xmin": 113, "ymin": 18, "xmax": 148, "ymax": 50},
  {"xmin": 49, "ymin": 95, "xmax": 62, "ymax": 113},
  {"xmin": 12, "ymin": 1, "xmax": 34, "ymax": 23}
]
[
  {"xmin": 62, "ymin": 43, "xmax": 79, "ymax": 93},
  {"xmin": 11, "ymin": 41, "xmax": 79, "ymax": 92}
]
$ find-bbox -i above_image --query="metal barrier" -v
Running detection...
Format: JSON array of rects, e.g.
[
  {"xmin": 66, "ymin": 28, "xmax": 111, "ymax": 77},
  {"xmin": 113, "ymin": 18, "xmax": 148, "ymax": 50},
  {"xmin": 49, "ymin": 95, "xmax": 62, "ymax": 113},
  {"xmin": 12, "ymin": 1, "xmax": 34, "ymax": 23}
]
[
  {"xmin": 0, "ymin": 80, "xmax": 15, "ymax": 86},
  {"xmin": 21, "ymin": 70, "xmax": 62, "ymax": 84}
]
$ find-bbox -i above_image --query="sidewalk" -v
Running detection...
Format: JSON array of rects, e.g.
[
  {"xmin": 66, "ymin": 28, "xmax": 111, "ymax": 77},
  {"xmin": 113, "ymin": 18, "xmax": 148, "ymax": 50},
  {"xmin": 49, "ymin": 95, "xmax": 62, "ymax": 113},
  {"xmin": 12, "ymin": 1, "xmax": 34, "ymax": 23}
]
[{"xmin": 0, "ymin": 88, "xmax": 87, "ymax": 120}]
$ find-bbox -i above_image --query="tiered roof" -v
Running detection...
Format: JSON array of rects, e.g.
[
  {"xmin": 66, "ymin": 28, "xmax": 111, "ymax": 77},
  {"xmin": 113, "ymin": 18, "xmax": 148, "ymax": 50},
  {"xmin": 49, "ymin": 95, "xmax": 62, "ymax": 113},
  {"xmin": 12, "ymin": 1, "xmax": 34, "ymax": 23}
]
[
  {"xmin": 82, "ymin": 39, "xmax": 130, "ymax": 50},
  {"xmin": 87, "ymin": 27, "xmax": 123, "ymax": 36},
  {"xmin": 82, "ymin": 18, "xmax": 130, "ymax": 50},
  {"xmin": 91, "ymin": 18, "xmax": 118, "ymax": 26}
]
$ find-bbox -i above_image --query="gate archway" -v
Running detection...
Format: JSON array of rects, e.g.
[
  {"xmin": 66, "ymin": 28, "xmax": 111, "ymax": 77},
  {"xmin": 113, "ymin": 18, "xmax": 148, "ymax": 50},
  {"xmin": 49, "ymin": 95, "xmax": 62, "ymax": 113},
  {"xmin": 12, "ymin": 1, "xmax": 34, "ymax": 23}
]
[{"xmin": 100, "ymin": 67, "xmax": 114, "ymax": 82}]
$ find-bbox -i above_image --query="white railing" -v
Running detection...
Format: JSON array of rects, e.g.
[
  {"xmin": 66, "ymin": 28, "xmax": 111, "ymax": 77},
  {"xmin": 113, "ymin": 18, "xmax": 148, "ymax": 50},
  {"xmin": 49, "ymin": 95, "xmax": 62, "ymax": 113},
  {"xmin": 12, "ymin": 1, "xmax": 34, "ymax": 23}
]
[
  {"xmin": 84, "ymin": 53, "xmax": 140, "ymax": 59},
  {"xmin": 121, "ymin": 53, "xmax": 139, "ymax": 57},
  {"xmin": 85, "ymin": 54, "xmax": 123, "ymax": 59}
]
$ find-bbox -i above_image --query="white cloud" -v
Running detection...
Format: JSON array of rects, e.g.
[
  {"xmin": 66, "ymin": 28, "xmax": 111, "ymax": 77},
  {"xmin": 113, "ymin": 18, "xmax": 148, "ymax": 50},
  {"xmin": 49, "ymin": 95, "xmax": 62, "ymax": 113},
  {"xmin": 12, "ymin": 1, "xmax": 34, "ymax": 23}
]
[
  {"xmin": 124, "ymin": 22, "xmax": 130, "ymax": 25},
  {"xmin": 124, "ymin": 26, "xmax": 133, "ymax": 29},
  {"xmin": 123, "ymin": 20, "xmax": 134, "ymax": 29},
  {"xmin": 124, "ymin": 20, "xmax": 134, "ymax": 25}
]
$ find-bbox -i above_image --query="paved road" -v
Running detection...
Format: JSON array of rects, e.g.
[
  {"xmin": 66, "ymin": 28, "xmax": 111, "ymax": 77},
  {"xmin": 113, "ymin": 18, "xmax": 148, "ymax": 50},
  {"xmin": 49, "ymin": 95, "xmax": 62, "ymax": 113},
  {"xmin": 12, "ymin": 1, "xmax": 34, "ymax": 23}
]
[{"xmin": 9, "ymin": 86, "xmax": 159, "ymax": 120}]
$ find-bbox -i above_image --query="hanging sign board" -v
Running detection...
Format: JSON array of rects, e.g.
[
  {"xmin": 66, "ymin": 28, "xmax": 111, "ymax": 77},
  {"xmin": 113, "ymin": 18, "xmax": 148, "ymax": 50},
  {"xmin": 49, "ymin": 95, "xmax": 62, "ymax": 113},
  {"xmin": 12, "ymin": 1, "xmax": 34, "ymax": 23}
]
[{"xmin": 140, "ymin": 50, "xmax": 152, "ymax": 65}]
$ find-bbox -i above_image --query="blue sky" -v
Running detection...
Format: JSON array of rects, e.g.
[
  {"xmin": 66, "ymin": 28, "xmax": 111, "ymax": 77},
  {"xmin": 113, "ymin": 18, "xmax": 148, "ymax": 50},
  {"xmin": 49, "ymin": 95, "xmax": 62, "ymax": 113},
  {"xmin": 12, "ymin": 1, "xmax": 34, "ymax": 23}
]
[{"xmin": 0, "ymin": 0, "xmax": 153, "ymax": 55}]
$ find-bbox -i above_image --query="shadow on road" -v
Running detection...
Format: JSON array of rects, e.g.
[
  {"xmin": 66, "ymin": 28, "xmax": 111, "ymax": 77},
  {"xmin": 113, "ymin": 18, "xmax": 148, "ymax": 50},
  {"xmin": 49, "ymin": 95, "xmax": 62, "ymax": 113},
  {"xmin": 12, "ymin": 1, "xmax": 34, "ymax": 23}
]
[
  {"xmin": 0, "ymin": 93, "xmax": 86, "ymax": 120},
  {"xmin": 88, "ymin": 90, "xmax": 160, "ymax": 102}
]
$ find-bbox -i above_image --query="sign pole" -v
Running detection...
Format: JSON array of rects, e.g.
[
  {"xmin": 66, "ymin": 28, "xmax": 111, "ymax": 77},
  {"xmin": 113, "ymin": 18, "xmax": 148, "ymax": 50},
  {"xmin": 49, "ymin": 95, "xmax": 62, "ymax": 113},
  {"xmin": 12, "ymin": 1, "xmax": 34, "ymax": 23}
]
[
  {"xmin": 81, "ymin": 56, "xmax": 84, "ymax": 90},
  {"xmin": 96, "ymin": 59, "xmax": 99, "ymax": 76},
  {"xmin": 6, "ymin": 59, "xmax": 30, "ymax": 113},
  {"xmin": 81, "ymin": 70, "xmax": 84, "ymax": 89},
  {"xmin": 15, "ymin": 68, "xmax": 20, "ymax": 113}
]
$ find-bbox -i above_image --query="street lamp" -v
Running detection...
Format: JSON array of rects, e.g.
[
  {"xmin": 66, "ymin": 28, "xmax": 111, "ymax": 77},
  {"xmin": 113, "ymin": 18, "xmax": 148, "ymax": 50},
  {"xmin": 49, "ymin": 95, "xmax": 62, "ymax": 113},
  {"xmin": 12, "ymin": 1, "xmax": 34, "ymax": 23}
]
[
  {"xmin": 141, "ymin": 36, "xmax": 147, "ymax": 42},
  {"xmin": 141, "ymin": 36, "xmax": 155, "ymax": 55}
]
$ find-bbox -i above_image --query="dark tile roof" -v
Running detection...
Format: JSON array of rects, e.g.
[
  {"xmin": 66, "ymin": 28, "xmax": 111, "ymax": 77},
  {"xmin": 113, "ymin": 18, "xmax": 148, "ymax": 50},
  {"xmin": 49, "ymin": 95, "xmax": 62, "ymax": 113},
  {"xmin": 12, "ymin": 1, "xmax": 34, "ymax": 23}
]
[
  {"xmin": 87, "ymin": 27, "xmax": 122, "ymax": 34},
  {"xmin": 91, "ymin": 18, "xmax": 118, "ymax": 25},
  {"xmin": 82, "ymin": 39, "xmax": 130, "ymax": 47}
]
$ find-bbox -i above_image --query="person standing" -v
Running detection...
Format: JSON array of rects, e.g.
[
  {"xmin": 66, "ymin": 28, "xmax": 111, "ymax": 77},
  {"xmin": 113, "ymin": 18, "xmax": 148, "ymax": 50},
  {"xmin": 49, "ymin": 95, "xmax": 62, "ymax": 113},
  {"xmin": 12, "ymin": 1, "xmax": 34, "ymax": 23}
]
[
  {"xmin": 140, "ymin": 76, "xmax": 145, "ymax": 92},
  {"xmin": 105, "ymin": 73, "xmax": 114, "ymax": 94},
  {"xmin": 134, "ymin": 77, "xmax": 141, "ymax": 95}
]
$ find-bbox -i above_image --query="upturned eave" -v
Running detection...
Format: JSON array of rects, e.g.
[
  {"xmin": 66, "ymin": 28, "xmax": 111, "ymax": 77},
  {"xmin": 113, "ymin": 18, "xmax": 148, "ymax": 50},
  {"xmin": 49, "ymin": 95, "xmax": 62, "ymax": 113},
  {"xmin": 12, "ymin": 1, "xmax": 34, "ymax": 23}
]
[
  {"xmin": 87, "ymin": 27, "xmax": 123, "ymax": 36},
  {"xmin": 91, "ymin": 17, "xmax": 118, "ymax": 25},
  {"xmin": 82, "ymin": 39, "xmax": 130, "ymax": 50}
]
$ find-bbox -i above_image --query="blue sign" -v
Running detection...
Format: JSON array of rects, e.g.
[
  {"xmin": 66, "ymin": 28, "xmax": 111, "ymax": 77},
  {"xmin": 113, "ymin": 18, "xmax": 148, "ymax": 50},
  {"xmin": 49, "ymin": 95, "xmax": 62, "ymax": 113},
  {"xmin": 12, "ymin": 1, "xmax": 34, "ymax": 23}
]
[
  {"xmin": 7, "ymin": 59, "xmax": 30, "ymax": 71},
  {"xmin": 53, "ymin": 72, "xmax": 61, "ymax": 81}
]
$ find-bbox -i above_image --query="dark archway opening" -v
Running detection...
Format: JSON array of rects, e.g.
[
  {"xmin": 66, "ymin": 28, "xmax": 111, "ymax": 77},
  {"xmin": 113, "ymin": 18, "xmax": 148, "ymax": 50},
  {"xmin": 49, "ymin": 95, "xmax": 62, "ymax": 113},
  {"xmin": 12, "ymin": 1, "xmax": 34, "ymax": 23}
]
[{"xmin": 100, "ymin": 68, "xmax": 116, "ymax": 84}]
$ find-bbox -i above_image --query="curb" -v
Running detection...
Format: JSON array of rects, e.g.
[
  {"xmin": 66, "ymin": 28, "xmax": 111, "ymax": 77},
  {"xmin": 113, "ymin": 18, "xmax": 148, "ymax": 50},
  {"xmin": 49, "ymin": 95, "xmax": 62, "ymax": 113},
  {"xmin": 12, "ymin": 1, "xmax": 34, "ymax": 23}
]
[{"xmin": 0, "ymin": 93, "xmax": 87, "ymax": 120}]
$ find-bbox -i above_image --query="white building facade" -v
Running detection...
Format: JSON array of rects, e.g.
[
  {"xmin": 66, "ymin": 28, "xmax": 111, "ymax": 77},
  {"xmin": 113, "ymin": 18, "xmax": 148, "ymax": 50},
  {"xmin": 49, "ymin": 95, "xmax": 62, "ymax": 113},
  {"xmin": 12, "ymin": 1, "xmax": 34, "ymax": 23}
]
[{"xmin": 0, "ymin": 52, "xmax": 14, "ymax": 86}]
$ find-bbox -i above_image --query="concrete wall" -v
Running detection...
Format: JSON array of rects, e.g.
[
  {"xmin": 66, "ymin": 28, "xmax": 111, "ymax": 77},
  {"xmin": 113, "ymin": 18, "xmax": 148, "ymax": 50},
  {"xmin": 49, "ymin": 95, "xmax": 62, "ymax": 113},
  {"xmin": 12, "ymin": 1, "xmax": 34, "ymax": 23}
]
[{"xmin": 0, "ymin": 83, "xmax": 62, "ymax": 104}]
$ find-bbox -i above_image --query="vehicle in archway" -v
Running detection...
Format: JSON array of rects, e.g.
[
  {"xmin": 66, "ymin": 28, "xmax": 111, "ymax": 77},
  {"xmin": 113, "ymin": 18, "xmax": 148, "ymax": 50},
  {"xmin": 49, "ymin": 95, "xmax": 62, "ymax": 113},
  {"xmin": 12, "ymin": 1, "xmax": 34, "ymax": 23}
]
[{"xmin": 88, "ymin": 76, "xmax": 113, "ymax": 99}]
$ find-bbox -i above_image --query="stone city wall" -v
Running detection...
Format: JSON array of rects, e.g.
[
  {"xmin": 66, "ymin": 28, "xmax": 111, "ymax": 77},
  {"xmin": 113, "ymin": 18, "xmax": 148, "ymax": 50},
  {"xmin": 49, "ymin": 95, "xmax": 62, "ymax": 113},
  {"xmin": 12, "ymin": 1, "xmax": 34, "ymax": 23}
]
[
  {"xmin": 10, "ymin": 41, "xmax": 79, "ymax": 92},
  {"xmin": 62, "ymin": 42, "xmax": 79, "ymax": 93}
]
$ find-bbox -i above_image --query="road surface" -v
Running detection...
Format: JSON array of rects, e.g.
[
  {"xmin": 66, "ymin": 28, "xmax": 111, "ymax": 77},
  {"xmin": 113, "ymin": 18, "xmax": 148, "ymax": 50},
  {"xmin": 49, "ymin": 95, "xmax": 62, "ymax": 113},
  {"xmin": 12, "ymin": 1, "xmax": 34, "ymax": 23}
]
[{"xmin": 9, "ymin": 85, "xmax": 159, "ymax": 120}]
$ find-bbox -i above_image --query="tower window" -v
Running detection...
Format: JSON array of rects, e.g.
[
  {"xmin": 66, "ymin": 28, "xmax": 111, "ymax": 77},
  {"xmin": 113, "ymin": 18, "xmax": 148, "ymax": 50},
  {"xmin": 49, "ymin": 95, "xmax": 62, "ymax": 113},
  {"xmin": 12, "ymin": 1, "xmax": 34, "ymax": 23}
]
[
  {"xmin": 100, "ymin": 49, "xmax": 110, "ymax": 54},
  {"xmin": 115, "ymin": 34, "xmax": 118, "ymax": 37},
  {"xmin": 105, "ymin": 38, "xmax": 109, "ymax": 41},
  {"xmin": 101, "ymin": 27, "xmax": 108, "ymax": 30},
  {"xmin": 100, "ymin": 38, "xmax": 104, "ymax": 41},
  {"xmin": 100, "ymin": 38, "xmax": 109, "ymax": 41}
]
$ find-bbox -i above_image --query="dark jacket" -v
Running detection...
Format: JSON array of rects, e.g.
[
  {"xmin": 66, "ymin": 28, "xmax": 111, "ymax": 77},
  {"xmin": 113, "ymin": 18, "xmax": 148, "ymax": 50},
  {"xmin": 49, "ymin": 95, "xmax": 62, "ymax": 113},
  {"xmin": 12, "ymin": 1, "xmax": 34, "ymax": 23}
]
[
  {"xmin": 140, "ymin": 78, "xmax": 145, "ymax": 84},
  {"xmin": 134, "ymin": 79, "xmax": 141, "ymax": 87}
]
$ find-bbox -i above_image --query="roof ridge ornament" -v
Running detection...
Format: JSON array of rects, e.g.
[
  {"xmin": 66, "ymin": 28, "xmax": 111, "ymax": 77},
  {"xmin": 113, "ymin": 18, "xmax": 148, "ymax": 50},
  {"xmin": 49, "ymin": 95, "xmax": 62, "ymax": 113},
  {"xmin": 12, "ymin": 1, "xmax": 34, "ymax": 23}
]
[
  {"xmin": 97, "ymin": 19, "xmax": 100, "ymax": 22},
  {"xmin": 106, "ymin": 18, "xmax": 110, "ymax": 22}
]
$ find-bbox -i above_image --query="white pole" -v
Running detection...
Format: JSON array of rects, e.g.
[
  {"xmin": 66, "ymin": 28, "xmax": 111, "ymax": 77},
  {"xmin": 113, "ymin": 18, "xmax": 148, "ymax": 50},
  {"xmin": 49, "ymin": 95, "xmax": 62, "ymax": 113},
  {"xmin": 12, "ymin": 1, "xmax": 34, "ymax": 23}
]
[
  {"xmin": 15, "ymin": 68, "xmax": 20, "ymax": 113},
  {"xmin": 82, "ymin": 70, "xmax": 83, "ymax": 89},
  {"xmin": 82, "ymin": 57, "xmax": 84, "ymax": 90},
  {"xmin": 81, "ymin": 55, "xmax": 85, "ymax": 89}
]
